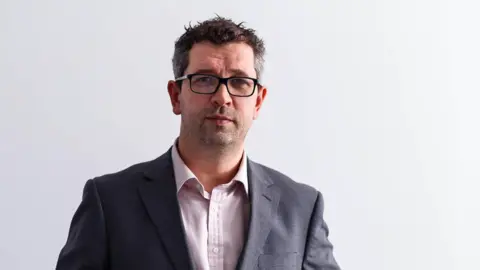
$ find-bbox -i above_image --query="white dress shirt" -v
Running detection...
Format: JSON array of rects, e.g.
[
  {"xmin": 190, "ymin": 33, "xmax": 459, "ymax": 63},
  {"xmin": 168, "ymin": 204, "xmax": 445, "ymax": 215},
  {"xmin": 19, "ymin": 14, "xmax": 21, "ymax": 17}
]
[{"xmin": 171, "ymin": 142, "xmax": 250, "ymax": 270}]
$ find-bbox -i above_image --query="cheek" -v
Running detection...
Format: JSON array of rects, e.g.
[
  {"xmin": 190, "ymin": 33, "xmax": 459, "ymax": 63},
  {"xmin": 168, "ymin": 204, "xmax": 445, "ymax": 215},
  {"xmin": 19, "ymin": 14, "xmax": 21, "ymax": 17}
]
[
  {"xmin": 236, "ymin": 101, "xmax": 257, "ymax": 121},
  {"xmin": 181, "ymin": 95, "xmax": 209, "ymax": 117}
]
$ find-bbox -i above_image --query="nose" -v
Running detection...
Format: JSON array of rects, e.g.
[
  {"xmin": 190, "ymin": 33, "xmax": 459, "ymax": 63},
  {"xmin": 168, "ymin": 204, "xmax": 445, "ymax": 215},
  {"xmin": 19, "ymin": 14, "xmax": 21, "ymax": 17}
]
[{"xmin": 211, "ymin": 83, "xmax": 232, "ymax": 107}]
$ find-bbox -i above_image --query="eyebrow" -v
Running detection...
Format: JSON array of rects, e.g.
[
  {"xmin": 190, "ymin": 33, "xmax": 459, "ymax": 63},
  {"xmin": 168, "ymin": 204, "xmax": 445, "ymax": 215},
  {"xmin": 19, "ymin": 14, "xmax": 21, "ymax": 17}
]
[{"xmin": 191, "ymin": 68, "xmax": 253, "ymax": 78}]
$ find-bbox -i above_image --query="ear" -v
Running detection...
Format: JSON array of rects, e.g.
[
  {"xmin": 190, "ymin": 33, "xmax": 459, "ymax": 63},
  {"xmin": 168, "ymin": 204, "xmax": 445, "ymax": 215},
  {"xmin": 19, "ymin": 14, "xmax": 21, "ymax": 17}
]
[
  {"xmin": 167, "ymin": 80, "xmax": 182, "ymax": 115},
  {"xmin": 253, "ymin": 85, "xmax": 267, "ymax": 120}
]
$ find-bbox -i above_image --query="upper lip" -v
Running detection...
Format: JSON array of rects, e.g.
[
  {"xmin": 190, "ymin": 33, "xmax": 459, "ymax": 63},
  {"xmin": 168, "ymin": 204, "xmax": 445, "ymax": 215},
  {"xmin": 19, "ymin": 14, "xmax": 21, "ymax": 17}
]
[{"xmin": 206, "ymin": 115, "xmax": 233, "ymax": 121}]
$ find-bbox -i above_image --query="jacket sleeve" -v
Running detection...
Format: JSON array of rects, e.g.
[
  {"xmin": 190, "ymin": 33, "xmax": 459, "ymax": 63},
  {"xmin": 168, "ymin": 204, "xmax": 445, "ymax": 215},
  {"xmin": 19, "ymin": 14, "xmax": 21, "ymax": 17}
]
[
  {"xmin": 302, "ymin": 191, "xmax": 341, "ymax": 270},
  {"xmin": 56, "ymin": 179, "xmax": 108, "ymax": 270}
]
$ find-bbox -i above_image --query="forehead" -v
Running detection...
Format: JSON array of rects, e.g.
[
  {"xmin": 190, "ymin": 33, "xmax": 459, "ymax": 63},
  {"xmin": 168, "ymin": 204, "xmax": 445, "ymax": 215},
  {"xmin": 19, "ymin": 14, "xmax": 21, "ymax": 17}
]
[{"xmin": 186, "ymin": 42, "xmax": 256, "ymax": 77}]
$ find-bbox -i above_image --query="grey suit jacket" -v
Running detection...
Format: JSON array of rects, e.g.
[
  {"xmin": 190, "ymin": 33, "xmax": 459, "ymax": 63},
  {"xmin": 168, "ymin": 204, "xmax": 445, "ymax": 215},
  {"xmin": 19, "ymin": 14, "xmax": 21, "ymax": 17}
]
[{"xmin": 56, "ymin": 148, "xmax": 340, "ymax": 269}]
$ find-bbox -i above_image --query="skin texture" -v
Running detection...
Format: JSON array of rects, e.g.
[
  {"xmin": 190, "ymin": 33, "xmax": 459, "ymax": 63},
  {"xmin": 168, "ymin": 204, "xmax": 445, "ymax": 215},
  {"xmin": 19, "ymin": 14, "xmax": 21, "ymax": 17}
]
[{"xmin": 167, "ymin": 41, "xmax": 267, "ymax": 192}]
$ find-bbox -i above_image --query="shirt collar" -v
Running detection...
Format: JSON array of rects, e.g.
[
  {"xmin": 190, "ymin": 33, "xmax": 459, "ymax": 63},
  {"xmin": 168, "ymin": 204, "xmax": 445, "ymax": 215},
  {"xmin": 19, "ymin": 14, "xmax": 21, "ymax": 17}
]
[{"xmin": 171, "ymin": 140, "xmax": 249, "ymax": 195}]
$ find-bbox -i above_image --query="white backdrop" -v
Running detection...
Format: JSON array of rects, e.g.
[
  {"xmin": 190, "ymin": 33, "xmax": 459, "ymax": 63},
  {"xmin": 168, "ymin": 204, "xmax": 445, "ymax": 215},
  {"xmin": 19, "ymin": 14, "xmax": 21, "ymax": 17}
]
[{"xmin": 1, "ymin": 0, "xmax": 479, "ymax": 269}]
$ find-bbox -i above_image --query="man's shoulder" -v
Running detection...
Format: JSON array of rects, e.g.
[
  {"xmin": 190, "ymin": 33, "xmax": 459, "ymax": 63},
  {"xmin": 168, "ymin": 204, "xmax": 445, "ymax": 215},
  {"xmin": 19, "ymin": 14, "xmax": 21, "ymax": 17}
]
[
  {"xmin": 93, "ymin": 160, "xmax": 150, "ymax": 183},
  {"xmin": 250, "ymin": 160, "xmax": 320, "ymax": 203},
  {"xmin": 89, "ymin": 153, "xmax": 168, "ymax": 192}
]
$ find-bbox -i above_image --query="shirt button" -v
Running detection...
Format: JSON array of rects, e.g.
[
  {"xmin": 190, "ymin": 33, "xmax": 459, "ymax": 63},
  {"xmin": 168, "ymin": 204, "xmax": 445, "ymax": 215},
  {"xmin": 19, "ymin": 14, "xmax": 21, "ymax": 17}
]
[{"xmin": 213, "ymin": 247, "xmax": 219, "ymax": 253}]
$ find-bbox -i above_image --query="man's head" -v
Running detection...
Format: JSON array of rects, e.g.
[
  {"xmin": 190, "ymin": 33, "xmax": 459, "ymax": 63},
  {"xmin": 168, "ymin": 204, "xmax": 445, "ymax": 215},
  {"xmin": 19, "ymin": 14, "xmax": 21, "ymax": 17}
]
[{"xmin": 167, "ymin": 16, "xmax": 267, "ymax": 149}]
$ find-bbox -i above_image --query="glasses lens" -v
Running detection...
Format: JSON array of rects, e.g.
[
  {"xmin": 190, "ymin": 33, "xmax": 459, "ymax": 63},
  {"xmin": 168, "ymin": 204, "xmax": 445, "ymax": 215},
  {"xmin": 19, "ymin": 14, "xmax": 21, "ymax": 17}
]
[
  {"xmin": 190, "ymin": 75, "xmax": 256, "ymax": 96},
  {"xmin": 228, "ymin": 78, "xmax": 255, "ymax": 96},
  {"xmin": 190, "ymin": 75, "xmax": 219, "ymax": 93}
]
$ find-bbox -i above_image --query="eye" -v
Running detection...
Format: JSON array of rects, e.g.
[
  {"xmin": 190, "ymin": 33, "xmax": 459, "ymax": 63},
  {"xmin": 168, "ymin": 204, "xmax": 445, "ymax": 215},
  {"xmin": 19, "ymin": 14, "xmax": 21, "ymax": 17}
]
[
  {"xmin": 193, "ymin": 75, "xmax": 215, "ymax": 84},
  {"xmin": 230, "ymin": 78, "xmax": 253, "ymax": 88}
]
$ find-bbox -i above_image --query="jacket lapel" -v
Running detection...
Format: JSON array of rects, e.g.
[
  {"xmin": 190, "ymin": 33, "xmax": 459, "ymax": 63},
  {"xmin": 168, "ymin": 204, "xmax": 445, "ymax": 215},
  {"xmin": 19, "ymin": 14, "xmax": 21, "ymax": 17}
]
[
  {"xmin": 237, "ymin": 159, "xmax": 281, "ymax": 270},
  {"xmin": 138, "ymin": 149, "xmax": 193, "ymax": 270}
]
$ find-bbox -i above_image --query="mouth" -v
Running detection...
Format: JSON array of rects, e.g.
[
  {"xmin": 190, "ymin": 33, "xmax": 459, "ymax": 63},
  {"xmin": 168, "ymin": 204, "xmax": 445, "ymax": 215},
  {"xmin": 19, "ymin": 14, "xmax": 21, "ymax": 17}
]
[
  {"xmin": 205, "ymin": 115, "xmax": 234, "ymax": 125},
  {"xmin": 206, "ymin": 115, "xmax": 233, "ymax": 121}
]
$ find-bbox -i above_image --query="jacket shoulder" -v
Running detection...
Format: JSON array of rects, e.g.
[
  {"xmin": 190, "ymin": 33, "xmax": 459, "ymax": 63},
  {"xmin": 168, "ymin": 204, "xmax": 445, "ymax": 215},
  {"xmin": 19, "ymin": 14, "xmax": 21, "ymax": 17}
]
[
  {"xmin": 89, "ymin": 152, "xmax": 169, "ymax": 195},
  {"xmin": 252, "ymin": 161, "xmax": 320, "ymax": 204},
  {"xmin": 92, "ymin": 160, "xmax": 150, "ymax": 185}
]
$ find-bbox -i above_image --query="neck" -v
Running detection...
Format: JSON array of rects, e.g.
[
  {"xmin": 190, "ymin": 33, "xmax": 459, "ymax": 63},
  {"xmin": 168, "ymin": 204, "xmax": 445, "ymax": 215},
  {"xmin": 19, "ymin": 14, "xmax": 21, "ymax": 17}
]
[{"xmin": 176, "ymin": 136, "xmax": 244, "ymax": 193}]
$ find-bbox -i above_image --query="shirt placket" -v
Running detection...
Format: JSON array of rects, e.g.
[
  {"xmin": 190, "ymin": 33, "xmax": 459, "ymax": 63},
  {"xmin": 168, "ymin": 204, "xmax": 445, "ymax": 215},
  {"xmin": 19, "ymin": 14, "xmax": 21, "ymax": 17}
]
[{"xmin": 207, "ymin": 188, "xmax": 225, "ymax": 270}]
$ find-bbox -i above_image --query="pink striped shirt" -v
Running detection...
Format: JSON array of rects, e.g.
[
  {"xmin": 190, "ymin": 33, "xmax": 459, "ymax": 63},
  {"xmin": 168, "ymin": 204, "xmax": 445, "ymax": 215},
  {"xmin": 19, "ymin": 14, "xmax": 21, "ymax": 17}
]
[{"xmin": 171, "ymin": 143, "xmax": 250, "ymax": 270}]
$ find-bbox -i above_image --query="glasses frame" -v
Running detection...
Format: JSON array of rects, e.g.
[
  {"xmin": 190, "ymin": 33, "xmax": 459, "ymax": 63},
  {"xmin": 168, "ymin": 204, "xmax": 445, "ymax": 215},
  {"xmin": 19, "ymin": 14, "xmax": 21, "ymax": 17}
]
[{"xmin": 175, "ymin": 73, "xmax": 260, "ymax": 97}]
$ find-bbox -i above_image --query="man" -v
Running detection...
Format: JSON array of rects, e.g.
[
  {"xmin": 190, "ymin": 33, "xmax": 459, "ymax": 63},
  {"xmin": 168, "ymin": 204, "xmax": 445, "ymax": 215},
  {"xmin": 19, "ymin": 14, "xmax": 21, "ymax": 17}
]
[{"xmin": 56, "ymin": 16, "xmax": 340, "ymax": 270}]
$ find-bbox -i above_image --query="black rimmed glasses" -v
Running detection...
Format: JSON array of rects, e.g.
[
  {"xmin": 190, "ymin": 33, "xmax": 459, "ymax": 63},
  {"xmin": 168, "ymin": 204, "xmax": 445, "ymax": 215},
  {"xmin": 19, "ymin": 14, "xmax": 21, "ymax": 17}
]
[{"xmin": 175, "ymin": 74, "xmax": 259, "ymax": 97}]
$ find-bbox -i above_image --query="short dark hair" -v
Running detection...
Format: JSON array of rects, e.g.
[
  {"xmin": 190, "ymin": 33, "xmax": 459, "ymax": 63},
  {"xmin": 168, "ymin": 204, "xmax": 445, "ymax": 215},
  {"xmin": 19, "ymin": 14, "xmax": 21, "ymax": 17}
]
[{"xmin": 172, "ymin": 16, "xmax": 265, "ymax": 81}]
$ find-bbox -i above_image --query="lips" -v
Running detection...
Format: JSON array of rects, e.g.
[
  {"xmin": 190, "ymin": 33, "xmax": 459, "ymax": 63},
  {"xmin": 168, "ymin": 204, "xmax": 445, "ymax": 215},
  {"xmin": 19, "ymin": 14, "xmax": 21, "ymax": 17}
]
[{"xmin": 205, "ymin": 115, "xmax": 233, "ymax": 121}]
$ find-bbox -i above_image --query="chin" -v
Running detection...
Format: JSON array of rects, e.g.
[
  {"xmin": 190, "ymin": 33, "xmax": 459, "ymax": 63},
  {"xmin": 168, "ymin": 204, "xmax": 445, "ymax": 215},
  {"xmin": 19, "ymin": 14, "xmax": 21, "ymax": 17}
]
[{"xmin": 200, "ymin": 133, "xmax": 236, "ymax": 146}]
